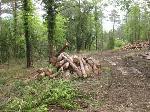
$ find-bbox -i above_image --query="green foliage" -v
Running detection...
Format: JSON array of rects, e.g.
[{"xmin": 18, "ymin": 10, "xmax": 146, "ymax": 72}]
[
  {"xmin": 3, "ymin": 78, "xmax": 79, "ymax": 111},
  {"xmin": 54, "ymin": 13, "xmax": 67, "ymax": 50},
  {"xmin": 114, "ymin": 38, "xmax": 126, "ymax": 48},
  {"xmin": 107, "ymin": 37, "xmax": 114, "ymax": 50},
  {"xmin": 0, "ymin": 19, "xmax": 12, "ymax": 63}
]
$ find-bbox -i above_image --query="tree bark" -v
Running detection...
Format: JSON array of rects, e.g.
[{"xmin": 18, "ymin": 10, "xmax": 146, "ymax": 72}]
[
  {"xmin": 0, "ymin": 0, "xmax": 1, "ymax": 32},
  {"xmin": 44, "ymin": 0, "xmax": 56, "ymax": 63},
  {"xmin": 95, "ymin": 5, "xmax": 98, "ymax": 50},
  {"xmin": 76, "ymin": 0, "xmax": 81, "ymax": 52},
  {"xmin": 13, "ymin": 0, "xmax": 18, "ymax": 58},
  {"xmin": 23, "ymin": 0, "xmax": 32, "ymax": 68}
]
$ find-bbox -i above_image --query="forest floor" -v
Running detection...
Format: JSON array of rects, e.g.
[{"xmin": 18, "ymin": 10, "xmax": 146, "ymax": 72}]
[{"xmin": 1, "ymin": 49, "xmax": 150, "ymax": 112}]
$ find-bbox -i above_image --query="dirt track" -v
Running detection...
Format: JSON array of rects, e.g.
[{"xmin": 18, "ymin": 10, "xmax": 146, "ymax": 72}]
[{"xmin": 74, "ymin": 50, "xmax": 150, "ymax": 112}]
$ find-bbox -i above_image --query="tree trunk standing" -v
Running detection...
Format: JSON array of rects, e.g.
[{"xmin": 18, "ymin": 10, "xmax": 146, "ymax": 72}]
[
  {"xmin": 13, "ymin": 0, "xmax": 18, "ymax": 58},
  {"xmin": 87, "ymin": 14, "xmax": 92, "ymax": 50},
  {"xmin": 0, "ymin": 0, "xmax": 1, "ymax": 32},
  {"xmin": 138, "ymin": 13, "xmax": 141, "ymax": 40},
  {"xmin": 45, "ymin": 0, "xmax": 56, "ymax": 63},
  {"xmin": 149, "ymin": 31, "xmax": 150, "ymax": 50},
  {"xmin": 101, "ymin": 31, "xmax": 104, "ymax": 51},
  {"xmin": 23, "ymin": 0, "xmax": 32, "ymax": 68},
  {"xmin": 111, "ymin": 19, "xmax": 115, "ymax": 49},
  {"xmin": 76, "ymin": 0, "xmax": 81, "ymax": 52},
  {"xmin": 94, "ymin": 5, "xmax": 98, "ymax": 50},
  {"xmin": 0, "ymin": 0, "xmax": 1, "ymax": 63}
]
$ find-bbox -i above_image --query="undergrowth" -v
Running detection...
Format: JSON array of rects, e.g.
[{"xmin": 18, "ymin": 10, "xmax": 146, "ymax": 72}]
[{"xmin": 1, "ymin": 77, "xmax": 79, "ymax": 111}]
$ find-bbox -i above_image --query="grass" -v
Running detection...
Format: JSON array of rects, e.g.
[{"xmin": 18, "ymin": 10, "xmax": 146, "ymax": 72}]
[
  {"xmin": 0, "ymin": 59, "xmax": 106, "ymax": 111},
  {"xmin": 0, "ymin": 61, "xmax": 80, "ymax": 111},
  {"xmin": 2, "ymin": 78, "xmax": 79, "ymax": 111}
]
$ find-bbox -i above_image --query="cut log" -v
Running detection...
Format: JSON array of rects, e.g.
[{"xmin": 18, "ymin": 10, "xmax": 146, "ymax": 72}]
[
  {"xmin": 63, "ymin": 52, "xmax": 74, "ymax": 62},
  {"xmin": 62, "ymin": 62, "xmax": 70, "ymax": 69},
  {"xmin": 81, "ymin": 58, "xmax": 90, "ymax": 76},
  {"xmin": 57, "ymin": 53, "xmax": 63, "ymax": 62},
  {"xmin": 61, "ymin": 53, "xmax": 82, "ymax": 77},
  {"xmin": 73, "ymin": 55, "xmax": 80, "ymax": 66},
  {"xmin": 79, "ymin": 58, "xmax": 87, "ymax": 78}
]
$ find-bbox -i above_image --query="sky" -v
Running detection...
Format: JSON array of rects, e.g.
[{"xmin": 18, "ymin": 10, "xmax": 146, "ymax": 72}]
[{"xmin": 102, "ymin": 5, "xmax": 125, "ymax": 32}]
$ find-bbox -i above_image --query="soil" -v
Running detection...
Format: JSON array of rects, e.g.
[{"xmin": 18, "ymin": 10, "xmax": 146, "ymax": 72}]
[{"xmin": 72, "ymin": 49, "xmax": 150, "ymax": 112}]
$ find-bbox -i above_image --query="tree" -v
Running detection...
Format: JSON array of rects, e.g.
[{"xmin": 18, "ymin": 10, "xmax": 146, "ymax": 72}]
[
  {"xmin": 0, "ymin": 0, "xmax": 1, "ymax": 32},
  {"xmin": 76, "ymin": 0, "xmax": 82, "ymax": 52},
  {"xmin": 23, "ymin": 0, "xmax": 33, "ymax": 68},
  {"xmin": 108, "ymin": 9, "xmax": 120, "ymax": 49},
  {"xmin": 12, "ymin": 0, "xmax": 18, "ymax": 58},
  {"xmin": 43, "ymin": 0, "xmax": 56, "ymax": 62},
  {"xmin": 94, "ymin": 1, "xmax": 98, "ymax": 50},
  {"xmin": 125, "ymin": 5, "xmax": 141, "ymax": 43},
  {"xmin": 93, "ymin": 0, "xmax": 103, "ymax": 50}
]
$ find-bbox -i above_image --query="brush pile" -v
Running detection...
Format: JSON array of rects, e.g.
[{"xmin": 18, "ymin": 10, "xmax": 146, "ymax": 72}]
[{"xmin": 122, "ymin": 41, "xmax": 149, "ymax": 50}]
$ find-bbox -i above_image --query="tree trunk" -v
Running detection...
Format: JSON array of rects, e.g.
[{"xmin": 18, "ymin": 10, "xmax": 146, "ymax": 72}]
[
  {"xmin": 23, "ymin": 0, "xmax": 32, "ymax": 68},
  {"xmin": 13, "ymin": 0, "xmax": 18, "ymax": 58},
  {"xmin": 101, "ymin": 31, "xmax": 104, "ymax": 50},
  {"xmin": 45, "ymin": 0, "xmax": 56, "ymax": 63},
  {"xmin": 111, "ymin": 19, "xmax": 115, "ymax": 49},
  {"xmin": 95, "ymin": 5, "xmax": 98, "ymax": 50},
  {"xmin": 149, "ymin": 31, "xmax": 150, "ymax": 50},
  {"xmin": 0, "ymin": 0, "xmax": 1, "ymax": 32},
  {"xmin": 76, "ymin": 0, "xmax": 81, "ymax": 52}
]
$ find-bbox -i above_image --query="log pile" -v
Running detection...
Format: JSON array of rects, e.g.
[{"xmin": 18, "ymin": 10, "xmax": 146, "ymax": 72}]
[
  {"xmin": 122, "ymin": 41, "xmax": 149, "ymax": 50},
  {"xmin": 32, "ymin": 52, "xmax": 101, "ymax": 79},
  {"xmin": 51, "ymin": 52, "xmax": 101, "ymax": 78},
  {"xmin": 30, "ymin": 42, "xmax": 101, "ymax": 79}
]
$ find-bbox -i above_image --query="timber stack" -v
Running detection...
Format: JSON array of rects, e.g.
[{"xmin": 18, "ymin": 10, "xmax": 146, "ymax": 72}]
[
  {"xmin": 31, "ymin": 42, "xmax": 101, "ymax": 79},
  {"xmin": 122, "ymin": 41, "xmax": 149, "ymax": 50}
]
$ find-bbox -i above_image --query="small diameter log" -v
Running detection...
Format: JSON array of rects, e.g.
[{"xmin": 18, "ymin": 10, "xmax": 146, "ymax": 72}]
[
  {"xmin": 82, "ymin": 58, "xmax": 90, "ymax": 75},
  {"xmin": 73, "ymin": 55, "xmax": 80, "ymax": 66},
  {"xmin": 62, "ymin": 62, "xmax": 70, "ymax": 69},
  {"xmin": 61, "ymin": 53, "xmax": 82, "ymax": 77},
  {"xmin": 59, "ymin": 59, "xmax": 66, "ymax": 66},
  {"xmin": 63, "ymin": 52, "xmax": 73, "ymax": 62},
  {"xmin": 57, "ymin": 53, "xmax": 63, "ymax": 62},
  {"xmin": 85, "ymin": 58, "xmax": 94, "ymax": 68},
  {"xmin": 79, "ymin": 58, "xmax": 87, "ymax": 78}
]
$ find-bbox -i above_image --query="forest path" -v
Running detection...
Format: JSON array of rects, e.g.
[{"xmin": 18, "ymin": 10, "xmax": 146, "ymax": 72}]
[{"xmin": 76, "ymin": 50, "xmax": 150, "ymax": 112}]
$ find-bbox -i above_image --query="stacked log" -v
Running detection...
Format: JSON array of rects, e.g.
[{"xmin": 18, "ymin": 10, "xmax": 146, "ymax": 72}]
[
  {"xmin": 50, "ymin": 52, "xmax": 101, "ymax": 78},
  {"xmin": 122, "ymin": 41, "xmax": 149, "ymax": 50},
  {"xmin": 30, "ymin": 42, "xmax": 101, "ymax": 79},
  {"xmin": 32, "ymin": 52, "xmax": 101, "ymax": 79}
]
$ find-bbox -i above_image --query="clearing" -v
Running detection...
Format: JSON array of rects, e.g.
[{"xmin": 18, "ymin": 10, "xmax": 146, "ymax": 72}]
[{"xmin": 1, "ymin": 49, "xmax": 150, "ymax": 112}]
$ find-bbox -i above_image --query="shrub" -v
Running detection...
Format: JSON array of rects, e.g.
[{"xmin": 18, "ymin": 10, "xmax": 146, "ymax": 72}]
[
  {"xmin": 115, "ymin": 38, "xmax": 126, "ymax": 48},
  {"xmin": 3, "ymin": 77, "xmax": 79, "ymax": 111}
]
